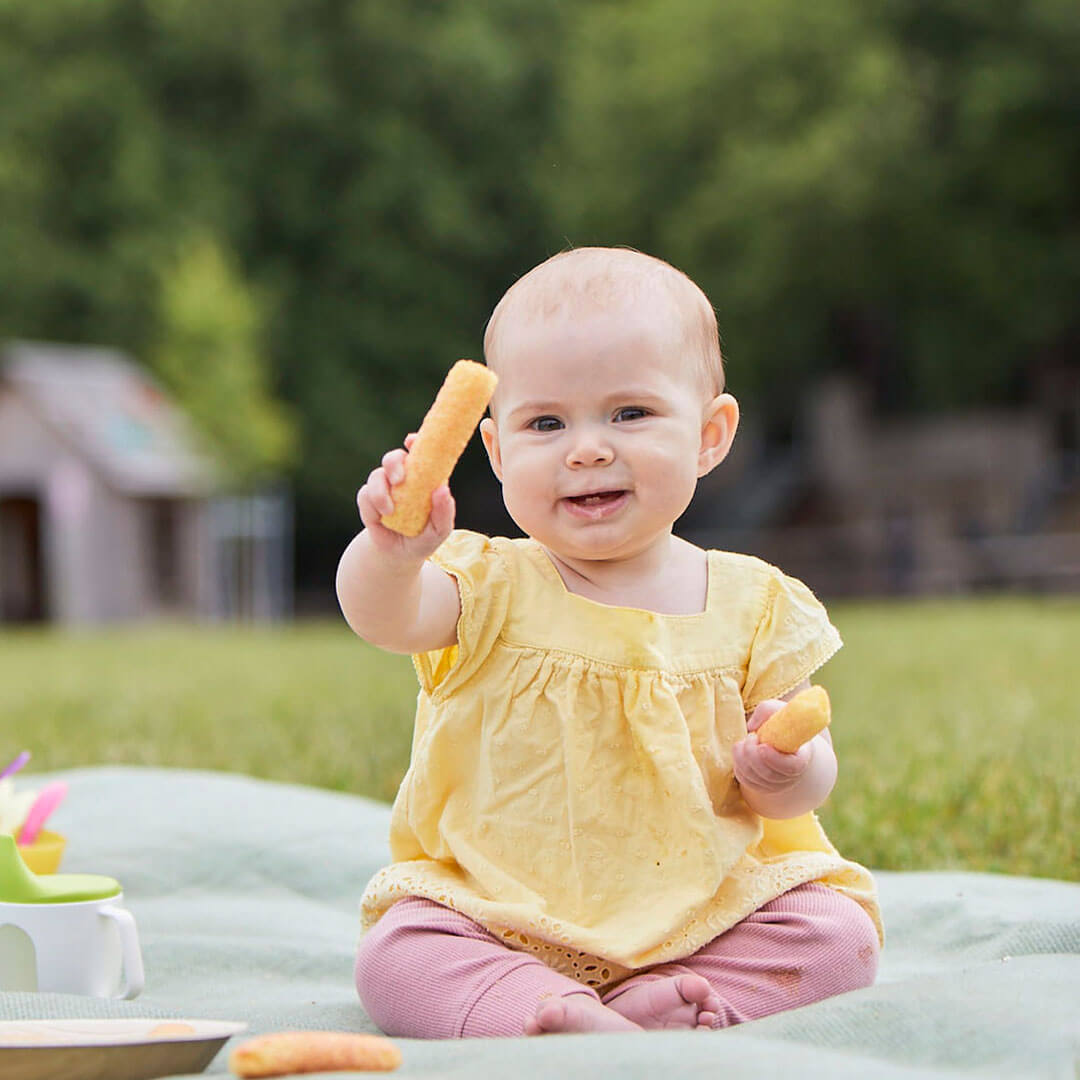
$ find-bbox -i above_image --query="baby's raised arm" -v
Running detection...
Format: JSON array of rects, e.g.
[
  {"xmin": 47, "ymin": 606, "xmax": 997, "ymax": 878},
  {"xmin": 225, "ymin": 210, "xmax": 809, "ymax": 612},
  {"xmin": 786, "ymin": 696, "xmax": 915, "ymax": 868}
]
[
  {"xmin": 336, "ymin": 360, "xmax": 497, "ymax": 655},
  {"xmin": 335, "ymin": 443, "xmax": 460, "ymax": 654}
]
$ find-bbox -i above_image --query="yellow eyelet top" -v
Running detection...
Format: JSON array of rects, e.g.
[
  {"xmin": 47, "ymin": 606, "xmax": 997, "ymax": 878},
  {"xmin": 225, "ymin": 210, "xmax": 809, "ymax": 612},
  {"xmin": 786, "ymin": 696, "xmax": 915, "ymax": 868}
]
[{"xmin": 360, "ymin": 530, "xmax": 881, "ymax": 990}]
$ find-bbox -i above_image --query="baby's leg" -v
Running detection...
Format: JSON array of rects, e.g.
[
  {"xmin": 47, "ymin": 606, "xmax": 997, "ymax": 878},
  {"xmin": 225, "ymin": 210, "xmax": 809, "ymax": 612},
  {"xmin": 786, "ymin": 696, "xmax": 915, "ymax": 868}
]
[
  {"xmin": 356, "ymin": 897, "xmax": 639, "ymax": 1038},
  {"xmin": 603, "ymin": 883, "xmax": 878, "ymax": 1030}
]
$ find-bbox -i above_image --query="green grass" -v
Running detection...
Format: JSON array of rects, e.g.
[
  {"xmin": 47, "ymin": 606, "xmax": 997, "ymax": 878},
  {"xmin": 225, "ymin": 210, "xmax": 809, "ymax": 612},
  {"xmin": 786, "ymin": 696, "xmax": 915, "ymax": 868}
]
[
  {"xmin": 1, "ymin": 597, "xmax": 1077, "ymax": 880},
  {"xmin": 821, "ymin": 596, "xmax": 1079, "ymax": 880},
  {"xmin": 0, "ymin": 622, "xmax": 420, "ymax": 804}
]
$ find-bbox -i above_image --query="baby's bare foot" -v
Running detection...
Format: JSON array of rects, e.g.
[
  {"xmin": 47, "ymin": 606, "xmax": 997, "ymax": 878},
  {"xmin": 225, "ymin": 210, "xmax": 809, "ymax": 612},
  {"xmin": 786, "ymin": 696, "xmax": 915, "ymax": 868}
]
[
  {"xmin": 604, "ymin": 974, "xmax": 720, "ymax": 1030},
  {"xmin": 523, "ymin": 995, "xmax": 643, "ymax": 1035}
]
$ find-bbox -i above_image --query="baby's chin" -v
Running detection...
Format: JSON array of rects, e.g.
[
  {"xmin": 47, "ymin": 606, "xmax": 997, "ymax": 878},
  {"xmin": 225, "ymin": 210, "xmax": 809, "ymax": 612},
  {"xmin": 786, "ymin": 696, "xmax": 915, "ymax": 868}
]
[{"xmin": 533, "ymin": 526, "xmax": 667, "ymax": 567}]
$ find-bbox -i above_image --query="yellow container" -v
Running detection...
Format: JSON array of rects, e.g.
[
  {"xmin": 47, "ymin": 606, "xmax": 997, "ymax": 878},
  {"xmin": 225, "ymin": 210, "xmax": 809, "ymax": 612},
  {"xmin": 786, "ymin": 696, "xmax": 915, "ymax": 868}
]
[{"xmin": 16, "ymin": 829, "xmax": 66, "ymax": 875}]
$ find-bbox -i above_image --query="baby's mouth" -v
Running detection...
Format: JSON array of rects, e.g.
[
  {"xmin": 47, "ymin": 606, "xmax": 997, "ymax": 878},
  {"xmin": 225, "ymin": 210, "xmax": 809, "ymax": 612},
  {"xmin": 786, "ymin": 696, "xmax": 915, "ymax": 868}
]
[
  {"xmin": 565, "ymin": 490, "xmax": 627, "ymax": 507},
  {"xmin": 561, "ymin": 490, "xmax": 631, "ymax": 520}
]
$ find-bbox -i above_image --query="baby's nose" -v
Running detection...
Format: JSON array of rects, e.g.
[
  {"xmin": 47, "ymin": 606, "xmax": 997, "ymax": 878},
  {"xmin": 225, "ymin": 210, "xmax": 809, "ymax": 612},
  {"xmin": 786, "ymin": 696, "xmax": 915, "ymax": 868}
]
[{"xmin": 566, "ymin": 437, "xmax": 614, "ymax": 468}]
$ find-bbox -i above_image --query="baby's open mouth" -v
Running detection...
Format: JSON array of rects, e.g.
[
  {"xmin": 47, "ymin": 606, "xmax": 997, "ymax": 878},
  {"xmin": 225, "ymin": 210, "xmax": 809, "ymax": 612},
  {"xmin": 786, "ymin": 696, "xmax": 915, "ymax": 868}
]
[{"xmin": 565, "ymin": 490, "xmax": 627, "ymax": 506}]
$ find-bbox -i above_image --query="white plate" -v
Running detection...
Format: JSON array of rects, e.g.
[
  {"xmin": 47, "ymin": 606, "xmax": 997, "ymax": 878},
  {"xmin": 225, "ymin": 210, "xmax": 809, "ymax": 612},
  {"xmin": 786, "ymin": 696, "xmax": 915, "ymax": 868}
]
[{"xmin": 0, "ymin": 1018, "xmax": 247, "ymax": 1080}]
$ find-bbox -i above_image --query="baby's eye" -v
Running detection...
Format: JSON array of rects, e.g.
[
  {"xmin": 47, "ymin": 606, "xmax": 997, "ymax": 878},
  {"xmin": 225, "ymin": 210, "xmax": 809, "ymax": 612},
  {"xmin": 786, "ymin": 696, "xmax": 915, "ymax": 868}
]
[
  {"xmin": 529, "ymin": 416, "xmax": 563, "ymax": 432},
  {"xmin": 613, "ymin": 407, "xmax": 649, "ymax": 422}
]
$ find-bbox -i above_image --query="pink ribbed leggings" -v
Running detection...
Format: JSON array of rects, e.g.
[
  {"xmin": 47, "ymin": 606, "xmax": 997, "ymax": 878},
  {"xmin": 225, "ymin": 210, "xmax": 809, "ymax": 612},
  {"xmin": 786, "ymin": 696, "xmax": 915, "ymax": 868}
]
[{"xmin": 355, "ymin": 883, "xmax": 879, "ymax": 1038}]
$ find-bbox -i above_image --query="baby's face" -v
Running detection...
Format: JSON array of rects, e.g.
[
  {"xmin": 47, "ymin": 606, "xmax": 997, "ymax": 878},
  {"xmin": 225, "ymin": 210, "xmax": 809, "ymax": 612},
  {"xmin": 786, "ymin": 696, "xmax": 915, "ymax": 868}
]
[{"xmin": 481, "ymin": 306, "xmax": 727, "ymax": 564}]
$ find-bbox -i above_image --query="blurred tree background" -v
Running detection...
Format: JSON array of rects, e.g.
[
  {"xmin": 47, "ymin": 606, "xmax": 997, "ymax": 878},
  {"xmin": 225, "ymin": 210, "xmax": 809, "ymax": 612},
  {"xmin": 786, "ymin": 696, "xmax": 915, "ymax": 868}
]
[{"xmin": 1, "ymin": 0, "xmax": 1077, "ymax": 598}]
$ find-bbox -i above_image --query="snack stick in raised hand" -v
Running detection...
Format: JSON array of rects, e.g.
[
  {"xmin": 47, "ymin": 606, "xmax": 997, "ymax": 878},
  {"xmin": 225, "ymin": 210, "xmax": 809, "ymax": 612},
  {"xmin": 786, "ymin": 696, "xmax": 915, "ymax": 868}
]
[
  {"xmin": 381, "ymin": 359, "xmax": 498, "ymax": 537},
  {"xmin": 756, "ymin": 685, "xmax": 832, "ymax": 753},
  {"xmin": 229, "ymin": 1030, "xmax": 402, "ymax": 1076}
]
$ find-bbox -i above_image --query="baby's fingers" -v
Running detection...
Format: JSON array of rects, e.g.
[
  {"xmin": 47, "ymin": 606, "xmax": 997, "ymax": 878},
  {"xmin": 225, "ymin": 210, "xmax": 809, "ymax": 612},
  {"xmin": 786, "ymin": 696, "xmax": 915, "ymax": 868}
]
[
  {"xmin": 427, "ymin": 485, "xmax": 456, "ymax": 538},
  {"xmin": 746, "ymin": 699, "xmax": 786, "ymax": 734},
  {"xmin": 381, "ymin": 447, "xmax": 410, "ymax": 489},
  {"xmin": 357, "ymin": 465, "xmax": 399, "ymax": 530},
  {"xmin": 734, "ymin": 737, "xmax": 811, "ymax": 791},
  {"xmin": 755, "ymin": 740, "xmax": 813, "ymax": 776},
  {"xmin": 733, "ymin": 739, "xmax": 775, "ymax": 791}
]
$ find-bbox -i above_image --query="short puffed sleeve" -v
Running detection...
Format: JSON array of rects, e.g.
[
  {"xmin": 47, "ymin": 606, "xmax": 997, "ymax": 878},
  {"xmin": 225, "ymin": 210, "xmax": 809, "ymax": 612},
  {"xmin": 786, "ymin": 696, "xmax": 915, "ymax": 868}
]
[
  {"xmin": 412, "ymin": 529, "xmax": 512, "ymax": 697},
  {"xmin": 742, "ymin": 567, "xmax": 842, "ymax": 710}
]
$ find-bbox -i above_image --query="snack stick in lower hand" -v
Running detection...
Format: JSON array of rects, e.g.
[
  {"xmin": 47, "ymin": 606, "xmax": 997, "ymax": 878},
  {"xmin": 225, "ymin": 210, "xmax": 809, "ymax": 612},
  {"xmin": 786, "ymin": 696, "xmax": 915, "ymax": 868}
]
[
  {"xmin": 228, "ymin": 1030, "xmax": 402, "ymax": 1076},
  {"xmin": 381, "ymin": 359, "xmax": 498, "ymax": 537},
  {"xmin": 756, "ymin": 685, "xmax": 832, "ymax": 753}
]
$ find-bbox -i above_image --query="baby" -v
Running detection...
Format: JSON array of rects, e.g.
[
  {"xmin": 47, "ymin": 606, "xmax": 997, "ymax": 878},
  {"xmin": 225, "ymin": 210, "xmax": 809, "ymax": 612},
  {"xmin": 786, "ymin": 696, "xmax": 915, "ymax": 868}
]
[{"xmin": 337, "ymin": 247, "xmax": 881, "ymax": 1038}]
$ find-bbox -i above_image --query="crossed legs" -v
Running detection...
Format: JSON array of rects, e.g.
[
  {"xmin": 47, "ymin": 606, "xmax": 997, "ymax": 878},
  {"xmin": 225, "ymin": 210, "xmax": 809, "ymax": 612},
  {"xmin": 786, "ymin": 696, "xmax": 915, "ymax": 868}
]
[{"xmin": 355, "ymin": 883, "xmax": 879, "ymax": 1039}]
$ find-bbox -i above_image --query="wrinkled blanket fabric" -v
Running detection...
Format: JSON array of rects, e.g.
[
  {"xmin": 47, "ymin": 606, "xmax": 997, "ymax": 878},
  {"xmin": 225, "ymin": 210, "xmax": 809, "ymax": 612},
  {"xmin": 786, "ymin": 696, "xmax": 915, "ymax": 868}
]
[{"xmin": 0, "ymin": 768, "xmax": 1076, "ymax": 1078}]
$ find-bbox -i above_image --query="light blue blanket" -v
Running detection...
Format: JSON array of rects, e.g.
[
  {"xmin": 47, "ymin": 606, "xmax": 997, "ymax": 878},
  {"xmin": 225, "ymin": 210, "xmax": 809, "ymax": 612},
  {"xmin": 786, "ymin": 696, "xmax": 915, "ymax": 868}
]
[{"xmin": 1, "ymin": 768, "xmax": 1077, "ymax": 1078}]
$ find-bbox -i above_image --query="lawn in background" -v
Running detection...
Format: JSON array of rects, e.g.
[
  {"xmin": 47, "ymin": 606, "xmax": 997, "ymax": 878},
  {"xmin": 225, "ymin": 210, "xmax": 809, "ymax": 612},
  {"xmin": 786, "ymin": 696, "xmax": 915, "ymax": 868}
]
[
  {"xmin": 1, "ymin": 596, "xmax": 1076, "ymax": 880},
  {"xmin": 823, "ymin": 596, "xmax": 1078, "ymax": 880}
]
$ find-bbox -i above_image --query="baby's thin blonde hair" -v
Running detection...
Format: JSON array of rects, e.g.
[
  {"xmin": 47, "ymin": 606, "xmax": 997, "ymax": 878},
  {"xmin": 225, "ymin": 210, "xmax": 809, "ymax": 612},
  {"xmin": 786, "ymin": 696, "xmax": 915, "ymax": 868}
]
[{"xmin": 483, "ymin": 247, "xmax": 725, "ymax": 398}]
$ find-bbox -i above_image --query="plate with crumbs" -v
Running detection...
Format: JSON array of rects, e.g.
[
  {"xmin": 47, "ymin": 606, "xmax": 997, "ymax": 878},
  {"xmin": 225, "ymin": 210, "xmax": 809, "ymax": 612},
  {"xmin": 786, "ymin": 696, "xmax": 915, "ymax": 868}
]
[{"xmin": 0, "ymin": 1018, "xmax": 247, "ymax": 1080}]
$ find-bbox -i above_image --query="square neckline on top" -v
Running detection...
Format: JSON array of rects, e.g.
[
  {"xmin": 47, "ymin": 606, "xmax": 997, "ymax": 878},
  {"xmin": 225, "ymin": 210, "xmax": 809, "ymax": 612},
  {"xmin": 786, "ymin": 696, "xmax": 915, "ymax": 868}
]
[{"xmin": 523, "ymin": 538, "xmax": 717, "ymax": 621}]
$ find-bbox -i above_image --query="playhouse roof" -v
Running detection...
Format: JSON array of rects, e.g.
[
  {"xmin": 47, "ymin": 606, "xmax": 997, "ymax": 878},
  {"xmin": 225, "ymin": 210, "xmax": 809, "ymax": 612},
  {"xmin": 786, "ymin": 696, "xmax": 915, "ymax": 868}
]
[{"xmin": 1, "ymin": 341, "xmax": 219, "ymax": 496}]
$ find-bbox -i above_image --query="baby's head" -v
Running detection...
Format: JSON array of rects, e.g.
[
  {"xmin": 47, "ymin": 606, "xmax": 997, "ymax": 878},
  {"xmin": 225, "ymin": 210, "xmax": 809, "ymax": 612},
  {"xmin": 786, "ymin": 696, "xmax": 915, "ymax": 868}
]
[
  {"xmin": 478, "ymin": 246, "xmax": 738, "ymax": 564},
  {"xmin": 483, "ymin": 247, "xmax": 725, "ymax": 411}
]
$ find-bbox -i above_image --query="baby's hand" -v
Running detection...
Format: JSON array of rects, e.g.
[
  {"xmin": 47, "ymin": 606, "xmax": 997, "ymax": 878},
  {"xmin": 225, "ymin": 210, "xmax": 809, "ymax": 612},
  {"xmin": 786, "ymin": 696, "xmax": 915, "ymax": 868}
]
[
  {"xmin": 732, "ymin": 699, "xmax": 815, "ymax": 796},
  {"xmin": 357, "ymin": 434, "xmax": 456, "ymax": 559}
]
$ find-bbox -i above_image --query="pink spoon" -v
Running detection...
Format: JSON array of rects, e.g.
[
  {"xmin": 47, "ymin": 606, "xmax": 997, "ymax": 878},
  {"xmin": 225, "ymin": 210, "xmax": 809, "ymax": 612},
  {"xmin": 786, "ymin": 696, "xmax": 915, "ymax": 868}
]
[{"xmin": 17, "ymin": 780, "xmax": 68, "ymax": 846}]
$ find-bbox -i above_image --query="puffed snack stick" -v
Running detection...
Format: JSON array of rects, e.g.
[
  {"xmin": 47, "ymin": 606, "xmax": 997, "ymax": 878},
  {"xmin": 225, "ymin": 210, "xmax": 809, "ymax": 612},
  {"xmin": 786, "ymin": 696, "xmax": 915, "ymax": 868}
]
[
  {"xmin": 756, "ymin": 685, "xmax": 832, "ymax": 753},
  {"xmin": 381, "ymin": 359, "xmax": 498, "ymax": 537},
  {"xmin": 229, "ymin": 1030, "xmax": 402, "ymax": 1076}
]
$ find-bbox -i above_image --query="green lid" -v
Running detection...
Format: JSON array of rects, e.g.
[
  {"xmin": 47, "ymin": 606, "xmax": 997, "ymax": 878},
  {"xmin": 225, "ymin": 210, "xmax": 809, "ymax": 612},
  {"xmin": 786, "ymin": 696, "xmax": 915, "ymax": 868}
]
[{"xmin": 0, "ymin": 834, "xmax": 121, "ymax": 904}]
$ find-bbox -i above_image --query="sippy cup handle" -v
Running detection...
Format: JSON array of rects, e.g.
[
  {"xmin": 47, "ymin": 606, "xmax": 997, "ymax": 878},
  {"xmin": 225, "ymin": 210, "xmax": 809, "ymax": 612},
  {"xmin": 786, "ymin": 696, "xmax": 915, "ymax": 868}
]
[{"xmin": 99, "ymin": 903, "xmax": 144, "ymax": 999}]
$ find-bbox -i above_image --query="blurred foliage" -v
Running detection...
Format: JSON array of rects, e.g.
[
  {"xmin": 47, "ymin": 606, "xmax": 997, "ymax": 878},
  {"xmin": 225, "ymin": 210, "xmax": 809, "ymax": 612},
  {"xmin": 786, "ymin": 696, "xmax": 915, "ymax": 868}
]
[
  {"xmin": 0, "ymin": 0, "xmax": 1077, "ymax": 583},
  {"xmin": 551, "ymin": 0, "xmax": 1080, "ymax": 419},
  {"xmin": 152, "ymin": 232, "xmax": 295, "ymax": 485}
]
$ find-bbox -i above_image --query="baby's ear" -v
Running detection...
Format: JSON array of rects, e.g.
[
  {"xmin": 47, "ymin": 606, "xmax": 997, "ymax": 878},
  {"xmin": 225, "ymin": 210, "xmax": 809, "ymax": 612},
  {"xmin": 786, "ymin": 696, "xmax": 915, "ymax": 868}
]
[
  {"xmin": 479, "ymin": 417, "xmax": 504, "ymax": 482},
  {"xmin": 698, "ymin": 393, "xmax": 739, "ymax": 477}
]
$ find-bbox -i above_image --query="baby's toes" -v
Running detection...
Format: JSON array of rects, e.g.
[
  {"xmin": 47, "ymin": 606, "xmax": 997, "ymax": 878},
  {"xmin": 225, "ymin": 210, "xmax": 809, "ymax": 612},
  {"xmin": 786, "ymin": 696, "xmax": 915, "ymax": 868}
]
[
  {"xmin": 696, "ymin": 1008, "xmax": 718, "ymax": 1030},
  {"xmin": 677, "ymin": 976, "xmax": 721, "ymax": 1029},
  {"xmin": 676, "ymin": 974, "xmax": 714, "ymax": 1008}
]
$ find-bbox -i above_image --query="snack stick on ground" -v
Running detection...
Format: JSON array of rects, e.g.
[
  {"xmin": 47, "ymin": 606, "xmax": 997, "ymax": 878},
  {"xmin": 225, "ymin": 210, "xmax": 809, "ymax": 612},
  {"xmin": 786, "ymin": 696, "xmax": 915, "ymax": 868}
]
[
  {"xmin": 381, "ymin": 359, "xmax": 498, "ymax": 537},
  {"xmin": 756, "ymin": 685, "xmax": 832, "ymax": 753},
  {"xmin": 229, "ymin": 1030, "xmax": 402, "ymax": 1076}
]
